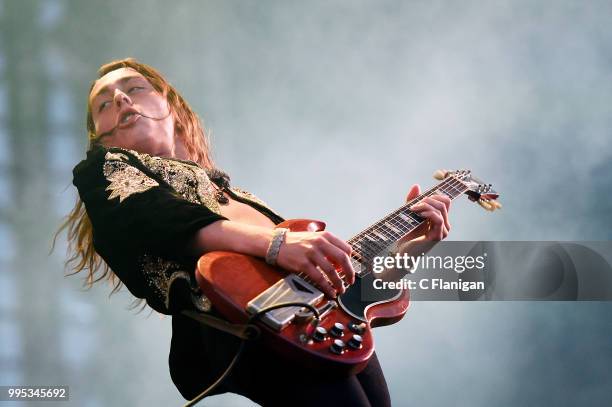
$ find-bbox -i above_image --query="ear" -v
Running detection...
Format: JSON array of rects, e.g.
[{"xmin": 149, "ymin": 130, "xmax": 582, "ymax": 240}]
[{"xmin": 406, "ymin": 184, "xmax": 421, "ymax": 202}]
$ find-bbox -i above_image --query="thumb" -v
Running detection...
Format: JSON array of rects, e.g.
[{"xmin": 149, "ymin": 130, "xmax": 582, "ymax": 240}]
[{"xmin": 406, "ymin": 184, "xmax": 421, "ymax": 202}]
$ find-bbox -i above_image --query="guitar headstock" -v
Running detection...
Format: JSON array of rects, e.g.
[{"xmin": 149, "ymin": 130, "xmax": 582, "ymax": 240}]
[{"xmin": 434, "ymin": 169, "xmax": 502, "ymax": 211}]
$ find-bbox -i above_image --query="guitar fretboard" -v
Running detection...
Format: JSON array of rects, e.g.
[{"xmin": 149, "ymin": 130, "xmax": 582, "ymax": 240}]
[{"xmin": 347, "ymin": 176, "xmax": 468, "ymax": 276}]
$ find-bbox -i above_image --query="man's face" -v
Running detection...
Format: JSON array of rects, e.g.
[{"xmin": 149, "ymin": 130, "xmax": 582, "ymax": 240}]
[{"xmin": 89, "ymin": 67, "xmax": 176, "ymax": 157}]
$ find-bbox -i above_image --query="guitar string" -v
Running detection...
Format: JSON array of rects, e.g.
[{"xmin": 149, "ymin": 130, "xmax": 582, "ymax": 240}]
[
  {"xmin": 352, "ymin": 177, "xmax": 467, "ymax": 280},
  {"xmin": 340, "ymin": 176, "xmax": 468, "ymax": 282},
  {"xmin": 291, "ymin": 176, "xmax": 470, "ymax": 291}
]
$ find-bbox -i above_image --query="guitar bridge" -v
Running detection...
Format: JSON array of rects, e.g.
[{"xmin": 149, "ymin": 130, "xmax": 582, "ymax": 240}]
[{"xmin": 246, "ymin": 274, "xmax": 324, "ymax": 331}]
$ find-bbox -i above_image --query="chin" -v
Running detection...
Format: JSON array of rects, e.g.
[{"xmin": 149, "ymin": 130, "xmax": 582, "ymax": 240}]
[{"xmin": 117, "ymin": 132, "xmax": 168, "ymax": 156}]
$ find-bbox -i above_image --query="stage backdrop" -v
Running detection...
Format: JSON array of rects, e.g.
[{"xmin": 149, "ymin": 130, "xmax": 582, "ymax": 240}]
[{"xmin": 1, "ymin": 1, "xmax": 611, "ymax": 406}]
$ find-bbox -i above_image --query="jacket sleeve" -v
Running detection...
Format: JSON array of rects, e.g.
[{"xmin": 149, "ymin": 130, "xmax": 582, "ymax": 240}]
[{"xmin": 72, "ymin": 145, "xmax": 227, "ymax": 313}]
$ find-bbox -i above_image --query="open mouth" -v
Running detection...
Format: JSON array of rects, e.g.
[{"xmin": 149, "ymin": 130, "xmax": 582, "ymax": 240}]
[{"xmin": 117, "ymin": 111, "xmax": 141, "ymax": 128}]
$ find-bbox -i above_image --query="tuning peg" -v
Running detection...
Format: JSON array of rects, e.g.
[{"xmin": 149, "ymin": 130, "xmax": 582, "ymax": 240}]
[
  {"xmin": 478, "ymin": 199, "xmax": 494, "ymax": 211},
  {"xmin": 433, "ymin": 169, "xmax": 448, "ymax": 180},
  {"xmin": 489, "ymin": 200, "xmax": 502, "ymax": 210},
  {"xmin": 478, "ymin": 199, "xmax": 502, "ymax": 211}
]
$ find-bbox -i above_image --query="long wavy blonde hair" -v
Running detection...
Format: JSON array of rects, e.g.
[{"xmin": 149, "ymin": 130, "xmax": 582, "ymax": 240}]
[{"xmin": 53, "ymin": 58, "xmax": 214, "ymax": 296}]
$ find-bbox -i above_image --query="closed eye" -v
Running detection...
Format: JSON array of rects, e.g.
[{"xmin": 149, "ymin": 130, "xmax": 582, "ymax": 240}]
[
  {"xmin": 98, "ymin": 100, "xmax": 110, "ymax": 112},
  {"xmin": 97, "ymin": 86, "xmax": 145, "ymax": 112}
]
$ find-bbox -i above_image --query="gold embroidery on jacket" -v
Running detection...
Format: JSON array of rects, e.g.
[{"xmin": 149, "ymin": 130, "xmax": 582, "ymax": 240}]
[
  {"xmin": 105, "ymin": 151, "xmax": 130, "ymax": 162},
  {"xmin": 192, "ymin": 166, "xmax": 222, "ymax": 215},
  {"xmin": 120, "ymin": 150, "xmax": 222, "ymax": 215},
  {"xmin": 103, "ymin": 155, "xmax": 159, "ymax": 203},
  {"xmin": 230, "ymin": 186, "xmax": 282, "ymax": 219},
  {"xmin": 139, "ymin": 253, "xmax": 212, "ymax": 312},
  {"xmin": 230, "ymin": 186, "xmax": 268, "ymax": 207}
]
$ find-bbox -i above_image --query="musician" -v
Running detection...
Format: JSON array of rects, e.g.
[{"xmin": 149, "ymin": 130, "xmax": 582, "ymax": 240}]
[{"xmin": 59, "ymin": 58, "xmax": 452, "ymax": 406}]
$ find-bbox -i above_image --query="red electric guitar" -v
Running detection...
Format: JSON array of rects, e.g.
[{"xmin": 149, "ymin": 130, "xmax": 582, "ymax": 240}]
[{"xmin": 195, "ymin": 169, "xmax": 500, "ymax": 375}]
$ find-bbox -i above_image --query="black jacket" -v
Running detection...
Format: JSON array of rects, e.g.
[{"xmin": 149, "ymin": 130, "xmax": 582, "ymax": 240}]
[{"xmin": 72, "ymin": 144, "xmax": 285, "ymax": 399}]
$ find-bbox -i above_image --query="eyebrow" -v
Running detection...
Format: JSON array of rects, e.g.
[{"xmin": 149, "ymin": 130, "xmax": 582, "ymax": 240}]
[{"xmin": 90, "ymin": 75, "xmax": 144, "ymax": 104}]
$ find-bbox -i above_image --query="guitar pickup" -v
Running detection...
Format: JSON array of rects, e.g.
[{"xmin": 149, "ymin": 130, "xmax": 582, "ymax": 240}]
[{"xmin": 246, "ymin": 274, "xmax": 324, "ymax": 331}]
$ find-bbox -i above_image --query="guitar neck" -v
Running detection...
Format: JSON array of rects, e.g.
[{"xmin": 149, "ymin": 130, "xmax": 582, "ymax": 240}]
[{"xmin": 347, "ymin": 177, "xmax": 468, "ymax": 267}]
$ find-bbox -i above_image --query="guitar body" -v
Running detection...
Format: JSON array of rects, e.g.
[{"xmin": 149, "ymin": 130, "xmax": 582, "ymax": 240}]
[{"xmin": 195, "ymin": 219, "xmax": 410, "ymax": 376}]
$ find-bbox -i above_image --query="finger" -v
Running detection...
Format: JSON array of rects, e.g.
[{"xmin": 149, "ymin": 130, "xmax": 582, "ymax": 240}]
[
  {"xmin": 406, "ymin": 184, "xmax": 421, "ymax": 202},
  {"xmin": 423, "ymin": 197, "xmax": 450, "ymax": 231},
  {"xmin": 430, "ymin": 194, "xmax": 452, "ymax": 212},
  {"xmin": 304, "ymin": 262, "xmax": 336, "ymax": 298},
  {"xmin": 414, "ymin": 198, "xmax": 450, "ymax": 232},
  {"xmin": 322, "ymin": 231, "xmax": 352, "ymax": 256},
  {"xmin": 309, "ymin": 251, "xmax": 345, "ymax": 293},
  {"xmin": 415, "ymin": 209, "xmax": 446, "ymax": 241},
  {"xmin": 320, "ymin": 232, "xmax": 355, "ymax": 284},
  {"xmin": 430, "ymin": 195, "xmax": 451, "ymax": 232},
  {"xmin": 319, "ymin": 242, "xmax": 355, "ymax": 286}
]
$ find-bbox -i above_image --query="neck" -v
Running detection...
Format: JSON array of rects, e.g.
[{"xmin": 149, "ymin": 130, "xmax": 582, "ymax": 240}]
[{"xmin": 172, "ymin": 137, "xmax": 191, "ymax": 161}]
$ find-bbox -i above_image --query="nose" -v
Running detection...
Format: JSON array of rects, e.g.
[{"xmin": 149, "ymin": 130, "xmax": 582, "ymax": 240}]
[{"xmin": 113, "ymin": 88, "xmax": 132, "ymax": 107}]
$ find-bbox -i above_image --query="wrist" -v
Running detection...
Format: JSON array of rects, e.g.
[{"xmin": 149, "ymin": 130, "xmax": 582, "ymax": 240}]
[{"xmin": 265, "ymin": 228, "xmax": 289, "ymax": 266}]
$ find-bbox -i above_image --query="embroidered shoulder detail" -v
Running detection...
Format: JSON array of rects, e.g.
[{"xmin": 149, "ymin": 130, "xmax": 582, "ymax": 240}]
[
  {"xmin": 230, "ymin": 186, "xmax": 284, "ymax": 220},
  {"xmin": 102, "ymin": 147, "xmax": 222, "ymax": 215},
  {"xmin": 190, "ymin": 291, "xmax": 213, "ymax": 313},
  {"xmin": 132, "ymin": 153, "xmax": 222, "ymax": 215},
  {"xmin": 105, "ymin": 151, "xmax": 130, "ymax": 162},
  {"xmin": 103, "ymin": 154, "xmax": 159, "ymax": 202},
  {"xmin": 231, "ymin": 187, "xmax": 275, "ymax": 211}
]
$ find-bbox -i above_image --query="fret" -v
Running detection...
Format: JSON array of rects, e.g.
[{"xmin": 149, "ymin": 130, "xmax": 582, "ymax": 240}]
[
  {"xmin": 408, "ymin": 212, "xmax": 423, "ymax": 223},
  {"xmin": 445, "ymin": 184, "xmax": 461, "ymax": 197},
  {"xmin": 377, "ymin": 222, "xmax": 401, "ymax": 239},
  {"xmin": 352, "ymin": 242, "xmax": 385, "ymax": 266},
  {"xmin": 387, "ymin": 219, "xmax": 408, "ymax": 235},
  {"xmin": 438, "ymin": 188, "xmax": 453, "ymax": 198},
  {"xmin": 371, "ymin": 230, "xmax": 389, "ymax": 241},
  {"xmin": 389, "ymin": 216, "xmax": 413, "ymax": 235},
  {"xmin": 391, "ymin": 214, "xmax": 415, "ymax": 231},
  {"xmin": 446, "ymin": 179, "xmax": 466, "ymax": 197},
  {"xmin": 358, "ymin": 235, "xmax": 385, "ymax": 250},
  {"xmin": 397, "ymin": 212, "xmax": 411, "ymax": 222}
]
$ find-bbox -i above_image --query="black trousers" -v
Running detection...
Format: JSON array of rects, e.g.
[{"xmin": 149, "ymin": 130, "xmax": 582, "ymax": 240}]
[{"xmin": 170, "ymin": 314, "xmax": 392, "ymax": 407}]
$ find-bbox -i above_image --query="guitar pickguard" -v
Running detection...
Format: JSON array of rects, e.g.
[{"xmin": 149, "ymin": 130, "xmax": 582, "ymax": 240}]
[
  {"xmin": 246, "ymin": 274, "xmax": 324, "ymax": 331},
  {"xmin": 337, "ymin": 273, "xmax": 403, "ymax": 322}
]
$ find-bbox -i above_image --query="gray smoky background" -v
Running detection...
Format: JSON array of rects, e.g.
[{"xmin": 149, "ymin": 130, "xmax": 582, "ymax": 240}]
[{"xmin": 1, "ymin": 1, "xmax": 611, "ymax": 406}]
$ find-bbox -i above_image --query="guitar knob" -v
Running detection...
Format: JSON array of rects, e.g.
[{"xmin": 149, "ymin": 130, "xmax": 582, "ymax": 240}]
[
  {"xmin": 330, "ymin": 339, "xmax": 346, "ymax": 355},
  {"xmin": 348, "ymin": 321, "xmax": 366, "ymax": 335},
  {"xmin": 348, "ymin": 334, "xmax": 363, "ymax": 350},
  {"xmin": 313, "ymin": 326, "xmax": 327, "ymax": 342},
  {"xmin": 330, "ymin": 322, "xmax": 345, "ymax": 338}
]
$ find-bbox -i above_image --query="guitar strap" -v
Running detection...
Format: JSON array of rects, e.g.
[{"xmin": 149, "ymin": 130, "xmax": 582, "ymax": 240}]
[{"xmin": 181, "ymin": 310, "xmax": 260, "ymax": 340}]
